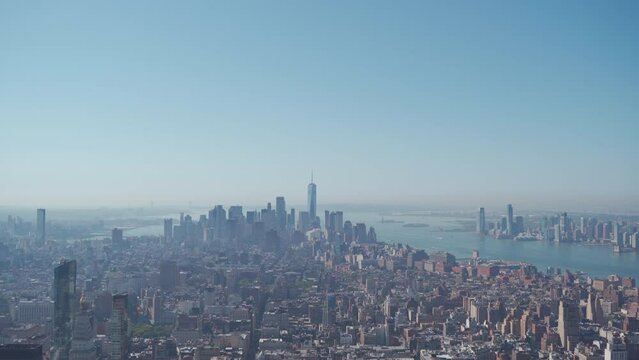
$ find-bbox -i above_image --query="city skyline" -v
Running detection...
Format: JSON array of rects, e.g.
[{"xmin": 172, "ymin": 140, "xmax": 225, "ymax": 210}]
[
  {"xmin": 2, "ymin": 182, "xmax": 638, "ymax": 360},
  {"xmin": 1, "ymin": 1, "xmax": 638, "ymax": 209},
  {"xmin": 0, "ymin": 173, "xmax": 638, "ymax": 214},
  {"xmin": 2, "ymin": 2, "xmax": 639, "ymax": 360}
]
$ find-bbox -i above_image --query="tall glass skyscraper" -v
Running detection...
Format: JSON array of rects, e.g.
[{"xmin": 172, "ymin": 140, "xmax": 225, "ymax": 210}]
[
  {"xmin": 109, "ymin": 294, "xmax": 128, "ymax": 360},
  {"xmin": 477, "ymin": 208, "xmax": 486, "ymax": 234},
  {"xmin": 53, "ymin": 260, "xmax": 77, "ymax": 360},
  {"xmin": 506, "ymin": 204, "xmax": 514, "ymax": 236},
  {"xmin": 308, "ymin": 180, "xmax": 317, "ymax": 225}
]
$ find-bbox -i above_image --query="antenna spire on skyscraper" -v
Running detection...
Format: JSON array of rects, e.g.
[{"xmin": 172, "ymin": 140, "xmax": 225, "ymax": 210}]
[{"xmin": 311, "ymin": 170, "xmax": 313, "ymax": 183}]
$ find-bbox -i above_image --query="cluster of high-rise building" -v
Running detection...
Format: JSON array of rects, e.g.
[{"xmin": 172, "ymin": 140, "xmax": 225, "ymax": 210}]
[
  {"xmin": 477, "ymin": 205, "xmax": 639, "ymax": 251},
  {"xmin": 476, "ymin": 204, "xmax": 526, "ymax": 239},
  {"xmin": 3, "ymin": 208, "xmax": 92, "ymax": 247},
  {"xmin": 3, "ymin": 209, "xmax": 47, "ymax": 247},
  {"xmin": 1, "ymin": 185, "xmax": 639, "ymax": 360},
  {"xmin": 160, "ymin": 178, "xmax": 323, "ymax": 252}
]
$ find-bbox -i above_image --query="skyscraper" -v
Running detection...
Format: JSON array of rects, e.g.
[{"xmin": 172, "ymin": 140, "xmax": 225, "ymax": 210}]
[
  {"xmin": 53, "ymin": 260, "xmax": 77, "ymax": 360},
  {"xmin": 308, "ymin": 174, "xmax": 317, "ymax": 226},
  {"xmin": 514, "ymin": 216, "xmax": 524, "ymax": 235},
  {"xmin": 605, "ymin": 338, "xmax": 627, "ymax": 360},
  {"xmin": 586, "ymin": 292, "xmax": 603, "ymax": 325},
  {"xmin": 36, "ymin": 208, "xmax": 46, "ymax": 244},
  {"xmin": 560, "ymin": 212, "xmax": 571, "ymax": 241},
  {"xmin": 298, "ymin": 211, "xmax": 310, "ymax": 233},
  {"xmin": 613, "ymin": 222, "xmax": 621, "ymax": 246},
  {"xmin": 287, "ymin": 208, "xmax": 296, "ymax": 231},
  {"xmin": 163, "ymin": 219, "xmax": 173, "ymax": 243},
  {"xmin": 111, "ymin": 228, "xmax": 123, "ymax": 244},
  {"xmin": 354, "ymin": 223, "xmax": 368, "ymax": 243},
  {"xmin": 323, "ymin": 293, "xmax": 337, "ymax": 327},
  {"xmin": 275, "ymin": 196, "xmax": 286, "ymax": 230},
  {"xmin": 159, "ymin": 260, "xmax": 178, "ymax": 291},
  {"xmin": 477, "ymin": 208, "xmax": 486, "ymax": 234},
  {"xmin": 109, "ymin": 294, "xmax": 128, "ymax": 360},
  {"xmin": 558, "ymin": 299, "xmax": 580, "ymax": 351},
  {"xmin": 344, "ymin": 221, "xmax": 353, "ymax": 243},
  {"xmin": 324, "ymin": 210, "xmax": 331, "ymax": 231},
  {"xmin": 228, "ymin": 206, "xmax": 243, "ymax": 221},
  {"xmin": 209, "ymin": 205, "xmax": 227, "ymax": 242},
  {"xmin": 69, "ymin": 294, "xmax": 96, "ymax": 360},
  {"xmin": 335, "ymin": 211, "xmax": 344, "ymax": 233},
  {"xmin": 506, "ymin": 204, "xmax": 514, "ymax": 236},
  {"xmin": 554, "ymin": 224, "xmax": 562, "ymax": 242}
]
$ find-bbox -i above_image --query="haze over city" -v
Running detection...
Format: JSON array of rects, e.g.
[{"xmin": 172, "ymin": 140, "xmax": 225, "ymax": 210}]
[
  {"xmin": 2, "ymin": 2, "xmax": 639, "ymax": 360},
  {"xmin": 2, "ymin": 1, "xmax": 638, "ymax": 210}
]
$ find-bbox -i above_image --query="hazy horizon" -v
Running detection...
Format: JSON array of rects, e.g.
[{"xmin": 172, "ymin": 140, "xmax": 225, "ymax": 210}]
[
  {"xmin": 2, "ymin": 4, "xmax": 639, "ymax": 359},
  {"xmin": 2, "ymin": 1, "xmax": 637, "ymax": 210},
  {"xmin": 2, "ymin": 198, "xmax": 639, "ymax": 217}
]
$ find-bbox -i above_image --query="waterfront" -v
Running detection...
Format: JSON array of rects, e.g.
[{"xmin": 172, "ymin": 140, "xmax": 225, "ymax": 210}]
[
  {"xmin": 124, "ymin": 210, "xmax": 639, "ymax": 280},
  {"xmin": 349, "ymin": 211, "xmax": 639, "ymax": 280}
]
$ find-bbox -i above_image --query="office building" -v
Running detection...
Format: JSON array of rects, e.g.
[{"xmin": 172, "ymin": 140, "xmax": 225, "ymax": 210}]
[
  {"xmin": 209, "ymin": 206, "xmax": 226, "ymax": 242},
  {"xmin": 354, "ymin": 223, "xmax": 368, "ymax": 243},
  {"xmin": 246, "ymin": 211, "xmax": 257, "ymax": 224},
  {"xmin": 287, "ymin": 208, "xmax": 296, "ymax": 231},
  {"xmin": 613, "ymin": 222, "xmax": 621, "ymax": 246},
  {"xmin": 36, "ymin": 208, "xmax": 46, "ymax": 244},
  {"xmin": 298, "ymin": 211, "xmax": 310, "ymax": 233},
  {"xmin": 111, "ymin": 228, "xmax": 123, "ymax": 244},
  {"xmin": 324, "ymin": 210, "xmax": 331, "ymax": 232},
  {"xmin": 308, "ymin": 175, "xmax": 317, "ymax": 225},
  {"xmin": 560, "ymin": 212, "xmax": 570, "ymax": 241},
  {"xmin": 109, "ymin": 294, "xmax": 128, "ymax": 360},
  {"xmin": 163, "ymin": 219, "xmax": 173, "ymax": 243},
  {"xmin": 159, "ymin": 260, "xmax": 178, "ymax": 291},
  {"xmin": 506, "ymin": 204, "xmax": 514, "ymax": 236},
  {"xmin": 554, "ymin": 224, "xmax": 562, "ymax": 242},
  {"xmin": 605, "ymin": 338, "xmax": 627, "ymax": 360},
  {"xmin": 586, "ymin": 292, "xmax": 604, "ymax": 325},
  {"xmin": 514, "ymin": 216, "xmax": 524, "ymax": 235},
  {"xmin": 69, "ymin": 294, "xmax": 96, "ymax": 360},
  {"xmin": 0, "ymin": 344, "xmax": 43, "ymax": 360},
  {"xmin": 275, "ymin": 197, "xmax": 286, "ymax": 230},
  {"xmin": 558, "ymin": 299, "xmax": 580, "ymax": 351},
  {"xmin": 477, "ymin": 208, "xmax": 486, "ymax": 234},
  {"xmin": 344, "ymin": 221, "xmax": 353, "ymax": 243},
  {"xmin": 53, "ymin": 260, "xmax": 77, "ymax": 360},
  {"xmin": 323, "ymin": 293, "xmax": 337, "ymax": 327},
  {"xmin": 228, "ymin": 206, "xmax": 243, "ymax": 221},
  {"xmin": 335, "ymin": 211, "xmax": 344, "ymax": 233},
  {"xmin": 16, "ymin": 300, "xmax": 54, "ymax": 324}
]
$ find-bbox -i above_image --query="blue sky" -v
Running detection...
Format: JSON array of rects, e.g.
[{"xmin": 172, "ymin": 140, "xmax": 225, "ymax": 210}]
[{"xmin": 1, "ymin": 1, "xmax": 637, "ymax": 210}]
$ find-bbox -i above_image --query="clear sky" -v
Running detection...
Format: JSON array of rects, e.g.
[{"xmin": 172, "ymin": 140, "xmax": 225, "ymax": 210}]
[{"xmin": 1, "ymin": 1, "xmax": 637, "ymax": 210}]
